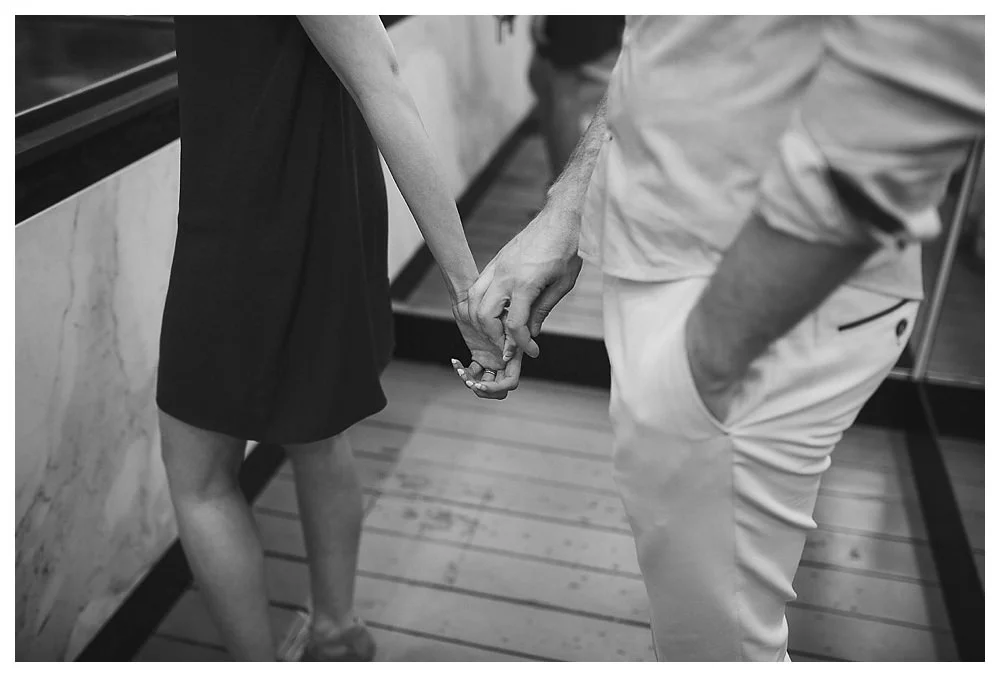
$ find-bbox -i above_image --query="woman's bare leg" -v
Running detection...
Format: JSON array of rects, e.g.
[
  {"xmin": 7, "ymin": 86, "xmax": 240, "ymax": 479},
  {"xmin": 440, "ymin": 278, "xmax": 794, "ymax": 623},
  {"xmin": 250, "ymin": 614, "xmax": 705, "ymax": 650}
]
[
  {"xmin": 159, "ymin": 410, "xmax": 275, "ymax": 660},
  {"xmin": 286, "ymin": 433, "xmax": 367, "ymax": 650}
]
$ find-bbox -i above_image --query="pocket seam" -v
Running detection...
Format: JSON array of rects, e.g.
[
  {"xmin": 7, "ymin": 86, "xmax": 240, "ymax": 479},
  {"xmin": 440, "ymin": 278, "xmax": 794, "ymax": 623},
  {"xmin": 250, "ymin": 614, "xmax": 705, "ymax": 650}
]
[{"xmin": 836, "ymin": 299, "xmax": 911, "ymax": 332}]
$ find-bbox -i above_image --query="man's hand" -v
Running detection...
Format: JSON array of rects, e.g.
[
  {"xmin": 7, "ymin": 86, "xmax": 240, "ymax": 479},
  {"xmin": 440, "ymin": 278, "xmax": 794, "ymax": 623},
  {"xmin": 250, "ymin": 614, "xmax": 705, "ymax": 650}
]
[
  {"xmin": 681, "ymin": 211, "xmax": 881, "ymax": 426},
  {"xmin": 467, "ymin": 206, "xmax": 584, "ymax": 358},
  {"xmin": 451, "ymin": 294, "xmax": 522, "ymax": 399},
  {"xmin": 683, "ymin": 303, "xmax": 744, "ymax": 425}
]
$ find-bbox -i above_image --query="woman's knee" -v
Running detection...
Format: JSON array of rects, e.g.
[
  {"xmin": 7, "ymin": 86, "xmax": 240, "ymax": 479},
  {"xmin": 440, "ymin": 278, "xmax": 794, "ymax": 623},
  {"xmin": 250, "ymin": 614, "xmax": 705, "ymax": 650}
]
[{"xmin": 158, "ymin": 409, "xmax": 245, "ymax": 498}]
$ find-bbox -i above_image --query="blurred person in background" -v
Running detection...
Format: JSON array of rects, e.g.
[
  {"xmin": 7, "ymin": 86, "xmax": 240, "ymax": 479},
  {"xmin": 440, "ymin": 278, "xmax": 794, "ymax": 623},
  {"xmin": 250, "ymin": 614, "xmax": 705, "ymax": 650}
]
[
  {"xmin": 157, "ymin": 16, "xmax": 516, "ymax": 662},
  {"xmin": 458, "ymin": 16, "xmax": 984, "ymax": 660},
  {"xmin": 528, "ymin": 15, "xmax": 624, "ymax": 180}
]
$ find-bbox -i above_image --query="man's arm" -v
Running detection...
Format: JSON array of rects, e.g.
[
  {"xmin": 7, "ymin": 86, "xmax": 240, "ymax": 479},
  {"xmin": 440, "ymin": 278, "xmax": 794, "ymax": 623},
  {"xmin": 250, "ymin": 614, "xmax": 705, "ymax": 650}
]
[
  {"xmin": 686, "ymin": 16, "xmax": 984, "ymax": 420},
  {"xmin": 685, "ymin": 213, "xmax": 876, "ymax": 414},
  {"xmin": 544, "ymin": 94, "xmax": 610, "ymax": 229},
  {"xmin": 468, "ymin": 95, "xmax": 610, "ymax": 356}
]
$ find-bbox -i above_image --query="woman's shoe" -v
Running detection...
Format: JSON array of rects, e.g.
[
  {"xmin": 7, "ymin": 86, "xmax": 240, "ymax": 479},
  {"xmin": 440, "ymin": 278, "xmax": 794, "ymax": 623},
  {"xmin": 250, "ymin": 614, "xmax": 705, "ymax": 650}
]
[{"xmin": 279, "ymin": 611, "xmax": 376, "ymax": 661}]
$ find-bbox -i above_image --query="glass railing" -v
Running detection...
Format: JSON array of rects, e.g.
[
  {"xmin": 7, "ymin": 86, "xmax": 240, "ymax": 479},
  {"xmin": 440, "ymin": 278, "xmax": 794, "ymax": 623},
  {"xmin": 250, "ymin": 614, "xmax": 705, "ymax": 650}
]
[
  {"xmin": 907, "ymin": 139, "xmax": 985, "ymax": 388},
  {"xmin": 15, "ymin": 15, "xmax": 175, "ymax": 115}
]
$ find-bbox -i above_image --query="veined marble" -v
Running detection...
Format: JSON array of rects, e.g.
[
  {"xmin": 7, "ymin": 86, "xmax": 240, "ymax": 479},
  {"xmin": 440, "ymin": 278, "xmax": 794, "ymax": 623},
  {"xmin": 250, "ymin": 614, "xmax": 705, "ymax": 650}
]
[{"xmin": 15, "ymin": 142, "xmax": 181, "ymax": 660}]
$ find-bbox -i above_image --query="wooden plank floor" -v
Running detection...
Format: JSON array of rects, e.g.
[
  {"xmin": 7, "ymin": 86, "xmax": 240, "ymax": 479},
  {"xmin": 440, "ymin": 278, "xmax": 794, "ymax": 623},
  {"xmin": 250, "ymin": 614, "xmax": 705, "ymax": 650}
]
[{"xmin": 135, "ymin": 360, "xmax": 982, "ymax": 662}]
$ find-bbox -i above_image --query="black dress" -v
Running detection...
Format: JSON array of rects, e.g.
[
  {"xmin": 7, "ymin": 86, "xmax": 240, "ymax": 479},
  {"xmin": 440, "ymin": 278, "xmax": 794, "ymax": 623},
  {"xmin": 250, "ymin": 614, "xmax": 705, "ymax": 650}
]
[{"xmin": 157, "ymin": 17, "xmax": 394, "ymax": 444}]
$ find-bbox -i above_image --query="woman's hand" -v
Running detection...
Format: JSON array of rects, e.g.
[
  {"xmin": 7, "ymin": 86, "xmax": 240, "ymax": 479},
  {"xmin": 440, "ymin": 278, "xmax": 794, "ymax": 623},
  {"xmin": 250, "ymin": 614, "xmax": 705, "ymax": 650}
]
[{"xmin": 450, "ymin": 295, "xmax": 523, "ymax": 400}]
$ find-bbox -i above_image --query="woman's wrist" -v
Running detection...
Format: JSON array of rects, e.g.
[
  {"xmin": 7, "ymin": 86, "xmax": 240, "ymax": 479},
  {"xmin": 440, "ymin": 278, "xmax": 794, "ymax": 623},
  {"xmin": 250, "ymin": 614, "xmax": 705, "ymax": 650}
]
[{"xmin": 443, "ymin": 266, "xmax": 479, "ymax": 307}]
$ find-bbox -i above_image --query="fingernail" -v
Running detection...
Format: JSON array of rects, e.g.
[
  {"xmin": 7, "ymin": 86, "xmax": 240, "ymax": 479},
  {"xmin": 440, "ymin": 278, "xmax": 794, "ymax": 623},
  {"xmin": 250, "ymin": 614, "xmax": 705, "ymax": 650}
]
[
  {"xmin": 476, "ymin": 384, "xmax": 488, "ymax": 391},
  {"xmin": 466, "ymin": 380, "xmax": 475, "ymax": 387},
  {"xmin": 450, "ymin": 359, "xmax": 460, "ymax": 367},
  {"xmin": 457, "ymin": 369, "xmax": 466, "ymax": 377}
]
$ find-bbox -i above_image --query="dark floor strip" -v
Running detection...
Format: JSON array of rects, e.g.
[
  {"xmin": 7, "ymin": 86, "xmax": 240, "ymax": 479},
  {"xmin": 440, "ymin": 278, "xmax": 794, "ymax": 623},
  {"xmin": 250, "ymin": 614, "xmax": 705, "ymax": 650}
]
[
  {"xmin": 921, "ymin": 380, "xmax": 984, "ymax": 442},
  {"xmin": 77, "ymin": 442, "xmax": 287, "ymax": 661},
  {"xmin": 268, "ymin": 598, "xmax": 556, "ymax": 662},
  {"xmin": 788, "ymin": 649, "xmax": 848, "ymax": 662},
  {"xmin": 904, "ymin": 383, "xmax": 984, "ymax": 661},
  {"xmin": 76, "ymin": 540, "xmax": 192, "ymax": 661}
]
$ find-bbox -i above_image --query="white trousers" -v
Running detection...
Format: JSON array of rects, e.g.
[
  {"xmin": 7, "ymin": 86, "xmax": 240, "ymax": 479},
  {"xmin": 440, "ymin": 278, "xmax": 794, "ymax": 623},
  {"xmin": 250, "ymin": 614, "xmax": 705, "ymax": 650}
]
[{"xmin": 602, "ymin": 275, "xmax": 917, "ymax": 661}]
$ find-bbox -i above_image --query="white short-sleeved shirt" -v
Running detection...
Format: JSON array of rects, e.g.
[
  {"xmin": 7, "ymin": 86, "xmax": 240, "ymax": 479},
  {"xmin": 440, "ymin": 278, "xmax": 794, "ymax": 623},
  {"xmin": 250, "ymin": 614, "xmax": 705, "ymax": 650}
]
[{"xmin": 579, "ymin": 16, "xmax": 984, "ymax": 300}]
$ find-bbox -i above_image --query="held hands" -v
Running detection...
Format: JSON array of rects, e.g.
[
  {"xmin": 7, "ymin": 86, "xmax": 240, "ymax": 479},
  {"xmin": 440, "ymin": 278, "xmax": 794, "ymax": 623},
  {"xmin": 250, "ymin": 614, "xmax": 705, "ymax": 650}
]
[
  {"xmin": 447, "ymin": 199, "xmax": 747, "ymax": 417},
  {"xmin": 450, "ymin": 206, "xmax": 584, "ymax": 399},
  {"xmin": 450, "ymin": 292, "xmax": 523, "ymax": 400}
]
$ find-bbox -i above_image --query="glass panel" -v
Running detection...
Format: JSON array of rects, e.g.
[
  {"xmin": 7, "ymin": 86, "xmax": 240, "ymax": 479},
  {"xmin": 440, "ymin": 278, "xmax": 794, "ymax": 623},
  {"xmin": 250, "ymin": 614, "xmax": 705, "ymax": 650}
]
[
  {"xmin": 911, "ymin": 151, "xmax": 986, "ymax": 385},
  {"xmin": 15, "ymin": 16, "xmax": 175, "ymax": 114},
  {"xmin": 925, "ymin": 154, "xmax": 986, "ymax": 384}
]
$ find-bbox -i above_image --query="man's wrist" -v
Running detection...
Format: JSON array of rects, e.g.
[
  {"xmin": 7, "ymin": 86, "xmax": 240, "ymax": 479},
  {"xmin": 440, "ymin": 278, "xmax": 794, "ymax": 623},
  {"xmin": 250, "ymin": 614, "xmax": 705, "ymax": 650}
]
[
  {"xmin": 528, "ymin": 201, "xmax": 583, "ymax": 264},
  {"xmin": 685, "ymin": 303, "xmax": 752, "ymax": 387},
  {"xmin": 544, "ymin": 179, "xmax": 585, "ymax": 220}
]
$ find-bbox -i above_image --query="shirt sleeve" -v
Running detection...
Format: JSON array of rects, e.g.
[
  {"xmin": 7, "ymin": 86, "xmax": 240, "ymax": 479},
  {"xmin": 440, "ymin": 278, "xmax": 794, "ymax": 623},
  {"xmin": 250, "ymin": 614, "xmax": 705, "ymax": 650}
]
[{"xmin": 756, "ymin": 16, "xmax": 984, "ymax": 248}]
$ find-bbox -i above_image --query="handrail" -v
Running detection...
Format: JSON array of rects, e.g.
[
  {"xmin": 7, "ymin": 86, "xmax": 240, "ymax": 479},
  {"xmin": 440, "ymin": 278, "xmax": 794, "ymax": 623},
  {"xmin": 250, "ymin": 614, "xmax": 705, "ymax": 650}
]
[
  {"xmin": 16, "ymin": 15, "xmax": 410, "ymax": 167},
  {"xmin": 15, "ymin": 62, "xmax": 178, "ymax": 171},
  {"xmin": 16, "ymin": 52, "xmax": 177, "ymax": 138}
]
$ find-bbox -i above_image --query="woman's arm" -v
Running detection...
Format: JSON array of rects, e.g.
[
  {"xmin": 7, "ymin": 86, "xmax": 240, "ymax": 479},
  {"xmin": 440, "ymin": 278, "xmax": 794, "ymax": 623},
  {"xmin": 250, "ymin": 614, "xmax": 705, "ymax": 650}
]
[{"xmin": 297, "ymin": 15, "xmax": 478, "ymax": 302}]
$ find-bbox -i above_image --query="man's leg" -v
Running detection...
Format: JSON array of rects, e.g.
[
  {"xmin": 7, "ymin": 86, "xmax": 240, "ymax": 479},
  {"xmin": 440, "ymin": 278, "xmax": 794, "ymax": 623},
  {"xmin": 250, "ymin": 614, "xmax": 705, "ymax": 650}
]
[
  {"xmin": 159, "ymin": 411, "xmax": 275, "ymax": 660},
  {"xmin": 603, "ymin": 275, "xmax": 916, "ymax": 660}
]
